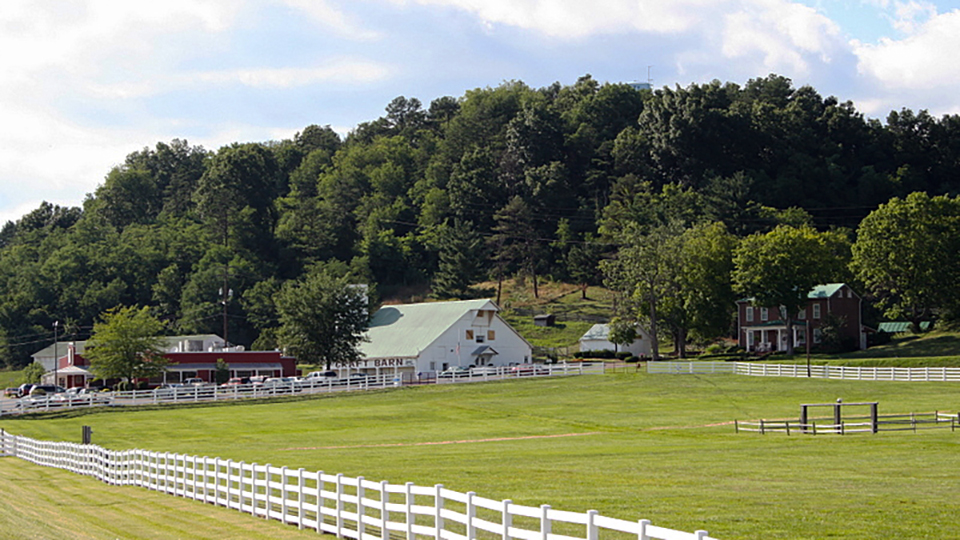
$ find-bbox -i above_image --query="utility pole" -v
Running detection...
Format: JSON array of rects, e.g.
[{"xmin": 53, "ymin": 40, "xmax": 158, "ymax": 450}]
[
  {"xmin": 220, "ymin": 264, "xmax": 233, "ymax": 347},
  {"xmin": 52, "ymin": 321, "xmax": 59, "ymax": 387}
]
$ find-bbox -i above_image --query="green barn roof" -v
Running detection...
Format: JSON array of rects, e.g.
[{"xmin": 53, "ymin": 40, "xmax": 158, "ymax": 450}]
[{"xmin": 360, "ymin": 299, "xmax": 499, "ymax": 359}]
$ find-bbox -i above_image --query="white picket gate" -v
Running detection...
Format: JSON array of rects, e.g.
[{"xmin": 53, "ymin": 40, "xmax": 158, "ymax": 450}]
[{"xmin": 0, "ymin": 430, "xmax": 716, "ymax": 540}]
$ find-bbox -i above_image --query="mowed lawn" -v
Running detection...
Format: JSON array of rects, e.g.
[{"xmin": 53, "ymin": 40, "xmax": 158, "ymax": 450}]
[{"xmin": 2, "ymin": 373, "xmax": 960, "ymax": 539}]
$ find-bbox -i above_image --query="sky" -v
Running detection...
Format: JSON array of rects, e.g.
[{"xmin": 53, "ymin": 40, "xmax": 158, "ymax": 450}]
[{"xmin": 2, "ymin": 0, "xmax": 960, "ymax": 225}]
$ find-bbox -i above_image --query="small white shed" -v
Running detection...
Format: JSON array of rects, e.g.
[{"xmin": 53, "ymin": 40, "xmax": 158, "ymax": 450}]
[{"xmin": 579, "ymin": 323, "xmax": 651, "ymax": 358}]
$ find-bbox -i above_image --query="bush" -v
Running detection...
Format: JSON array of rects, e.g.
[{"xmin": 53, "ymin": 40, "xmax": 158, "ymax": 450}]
[
  {"xmin": 703, "ymin": 343, "xmax": 725, "ymax": 355},
  {"xmin": 624, "ymin": 355, "xmax": 640, "ymax": 363},
  {"xmin": 615, "ymin": 351, "xmax": 632, "ymax": 360}
]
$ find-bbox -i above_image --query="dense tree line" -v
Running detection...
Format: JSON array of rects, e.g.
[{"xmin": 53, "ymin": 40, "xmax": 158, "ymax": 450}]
[{"xmin": 2, "ymin": 74, "xmax": 960, "ymax": 367}]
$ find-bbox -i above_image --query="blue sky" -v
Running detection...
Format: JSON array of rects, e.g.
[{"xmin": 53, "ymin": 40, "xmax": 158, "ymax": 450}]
[{"xmin": 2, "ymin": 0, "xmax": 959, "ymax": 224}]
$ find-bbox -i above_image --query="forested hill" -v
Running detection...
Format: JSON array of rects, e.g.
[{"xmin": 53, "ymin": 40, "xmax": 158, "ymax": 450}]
[{"xmin": 0, "ymin": 73, "xmax": 957, "ymax": 366}]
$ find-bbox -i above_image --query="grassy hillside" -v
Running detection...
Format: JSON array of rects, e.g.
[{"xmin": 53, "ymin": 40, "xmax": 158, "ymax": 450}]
[
  {"xmin": 484, "ymin": 280, "xmax": 615, "ymax": 352},
  {"xmin": 3, "ymin": 373, "xmax": 960, "ymax": 539}
]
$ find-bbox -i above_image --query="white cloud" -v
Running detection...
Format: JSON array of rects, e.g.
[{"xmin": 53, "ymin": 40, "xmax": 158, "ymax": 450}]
[
  {"xmin": 280, "ymin": 0, "xmax": 380, "ymax": 39},
  {"xmin": 721, "ymin": 0, "xmax": 842, "ymax": 75},
  {"xmin": 197, "ymin": 60, "xmax": 393, "ymax": 89},
  {"xmin": 854, "ymin": 9, "xmax": 960, "ymax": 88},
  {"xmin": 387, "ymin": 0, "xmax": 714, "ymax": 37},
  {"xmin": 389, "ymin": 0, "xmax": 845, "ymax": 77}
]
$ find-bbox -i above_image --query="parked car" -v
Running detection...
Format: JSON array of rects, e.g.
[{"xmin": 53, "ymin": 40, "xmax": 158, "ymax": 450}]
[
  {"xmin": 4, "ymin": 387, "xmax": 19, "ymax": 398},
  {"xmin": 221, "ymin": 377, "xmax": 250, "ymax": 388},
  {"xmin": 262, "ymin": 377, "xmax": 300, "ymax": 393},
  {"xmin": 510, "ymin": 364, "xmax": 550, "ymax": 376},
  {"xmin": 438, "ymin": 366, "xmax": 471, "ymax": 378},
  {"xmin": 155, "ymin": 383, "xmax": 187, "ymax": 397},
  {"xmin": 470, "ymin": 366, "xmax": 501, "ymax": 376},
  {"xmin": 17, "ymin": 383, "xmax": 35, "ymax": 398},
  {"xmin": 304, "ymin": 370, "xmax": 338, "ymax": 380},
  {"xmin": 28, "ymin": 384, "xmax": 66, "ymax": 396},
  {"xmin": 53, "ymin": 387, "xmax": 111, "ymax": 404},
  {"xmin": 183, "ymin": 378, "xmax": 208, "ymax": 386}
]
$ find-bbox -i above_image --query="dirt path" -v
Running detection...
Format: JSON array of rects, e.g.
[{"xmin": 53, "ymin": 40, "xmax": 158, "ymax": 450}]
[
  {"xmin": 280, "ymin": 421, "xmax": 738, "ymax": 451},
  {"xmin": 280, "ymin": 431, "xmax": 602, "ymax": 451}
]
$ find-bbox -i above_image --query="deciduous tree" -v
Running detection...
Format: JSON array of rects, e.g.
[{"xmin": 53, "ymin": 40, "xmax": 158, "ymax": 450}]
[
  {"xmin": 276, "ymin": 270, "xmax": 371, "ymax": 370},
  {"xmin": 851, "ymin": 192, "xmax": 960, "ymax": 329},
  {"xmin": 84, "ymin": 306, "xmax": 167, "ymax": 385}
]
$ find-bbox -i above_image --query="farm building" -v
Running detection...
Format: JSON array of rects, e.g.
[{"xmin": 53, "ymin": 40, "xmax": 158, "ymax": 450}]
[
  {"xmin": 36, "ymin": 335, "xmax": 297, "ymax": 388},
  {"xmin": 350, "ymin": 299, "xmax": 533, "ymax": 378},
  {"xmin": 736, "ymin": 283, "xmax": 867, "ymax": 352},
  {"xmin": 578, "ymin": 323, "xmax": 652, "ymax": 358}
]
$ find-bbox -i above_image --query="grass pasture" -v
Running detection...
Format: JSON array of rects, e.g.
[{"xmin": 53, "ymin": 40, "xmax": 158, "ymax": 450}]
[{"xmin": 2, "ymin": 373, "xmax": 960, "ymax": 539}]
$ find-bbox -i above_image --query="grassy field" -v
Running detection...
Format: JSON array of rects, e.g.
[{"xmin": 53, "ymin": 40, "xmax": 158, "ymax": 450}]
[{"xmin": 2, "ymin": 373, "xmax": 960, "ymax": 539}]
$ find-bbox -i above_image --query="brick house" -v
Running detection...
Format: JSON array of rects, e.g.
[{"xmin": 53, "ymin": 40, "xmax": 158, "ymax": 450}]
[{"xmin": 736, "ymin": 283, "xmax": 866, "ymax": 352}]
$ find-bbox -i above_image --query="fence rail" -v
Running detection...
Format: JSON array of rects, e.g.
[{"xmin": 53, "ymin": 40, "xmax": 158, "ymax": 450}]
[
  {"xmin": 736, "ymin": 412, "xmax": 959, "ymax": 435},
  {"xmin": 648, "ymin": 362, "xmax": 960, "ymax": 382},
  {"xmin": 0, "ymin": 431, "xmax": 716, "ymax": 540},
  {"xmin": 1, "ymin": 362, "xmax": 606, "ymax": 417}
]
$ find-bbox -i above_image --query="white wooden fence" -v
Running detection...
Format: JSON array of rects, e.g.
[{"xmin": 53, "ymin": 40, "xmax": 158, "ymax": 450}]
[
  {"xmin": 0, "ymin": 431, "xmax": 717, "ymax": 540},
  {"xmin": 648, "ymin": 361, "xmax": 960, "ymax": 382},
  {"xmin": 2, "ymin": 362, "xmax": 606, "ymax": 416}
]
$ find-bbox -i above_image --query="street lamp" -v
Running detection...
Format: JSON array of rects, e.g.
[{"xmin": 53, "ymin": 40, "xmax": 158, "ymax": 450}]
[{"xmin": 52, "ymin": 321, "xmax": 59, "ymax": 387}]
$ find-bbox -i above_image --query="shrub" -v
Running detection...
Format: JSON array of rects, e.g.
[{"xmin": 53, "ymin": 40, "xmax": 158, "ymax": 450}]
[
  {"xmin": 703, "ymin": 343, "xmax": 725, "ymax": 355},
  {"xmin": 624, "ymin": 355, "xmax": 640, "ymax": 363},
  {"xmin": 615, "ymin": 351, "xmax": 632, "ymax": 360}
]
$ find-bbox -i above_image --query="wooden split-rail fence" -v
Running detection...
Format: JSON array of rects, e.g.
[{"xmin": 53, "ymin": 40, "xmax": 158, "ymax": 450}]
[{"xmin": 736, "ymin": 412, "xmax": 959, "ymax": 435}]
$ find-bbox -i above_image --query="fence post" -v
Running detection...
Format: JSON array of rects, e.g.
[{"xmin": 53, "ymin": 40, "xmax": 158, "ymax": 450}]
[
  {"xmin": 405, "ymin": 482, "xmax": 415, "ymax": 540},
  {"xmin": 586, "ymin": 510, "xmax": 598, "ymax": 540},
  {"xmin": 466, "ymin": 491, "xmax": 477, "ymax": 540},
  {"xmin": 316, "ymin": 470, "xmax": 325, "ymax": 534},
  {"xmin": 381, "ymin": 480, "xmax": 390, "ymax": 540},
  {"xmin": 336, "ymin": 473, "xmax": 345, "ymax": 539},
  {"xmin": 281, "ymin": 466, "xmax": 289, "ymax": 524},
  {"xmin": 297, "ymin": 468, "xmax": 305, "ymax": 530},
  {"xmin": 263, "ymin": 464, "xmax": 273, "ymax": 519},
  {"xmin": 434, "ymin": 484, "xmax": 444, "ymax": 540},
  {"xmin": 357, "ymin": 476, "xmax": 366, "ymax": 538},
  {"xmin": 638, "ymin": 518, "xmax": 651, "ymax": 540},
  {"xmin": 501, "ymin": 499, "xmax": 512, "ymax": 540},
  {"xmin": 695, "ymin": 531, "xmax": 708, "ymax": 540},
  {"xmin": 540, "ymin": 504, "xmax": 551, "ymax": 540}
]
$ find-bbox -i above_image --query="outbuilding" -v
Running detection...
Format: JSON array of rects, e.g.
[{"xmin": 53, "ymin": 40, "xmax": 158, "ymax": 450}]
[{"xmin": 578, "ymin": 323, "xmax": 652, "ymax": 358}]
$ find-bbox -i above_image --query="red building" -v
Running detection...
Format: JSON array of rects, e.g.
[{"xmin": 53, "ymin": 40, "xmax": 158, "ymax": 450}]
[
  {"xmin": 42, "ymin": 338, "xmax": 297, "ymax": 388},
  {"xmin": 736, "ymin": 283, "xmax": 866, "ymax": 352}
]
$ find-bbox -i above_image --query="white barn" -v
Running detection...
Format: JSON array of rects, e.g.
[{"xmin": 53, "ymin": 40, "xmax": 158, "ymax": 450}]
[
  {"xmin": 347, "ymin": 299, "xmax": 533, "ymax": 378},
  {"xmin": 578, "ymin": 323, "xmax": 651, "ymax": 358}
]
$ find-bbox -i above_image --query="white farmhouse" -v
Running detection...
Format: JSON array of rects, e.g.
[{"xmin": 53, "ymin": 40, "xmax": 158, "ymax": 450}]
[
  {"xmin": 347, "ymin": 299, "xmax": 533, "ymax": 378},
  {"xmin": 578, "ymin": 323, "xmax": 651, "ymax": 358}
]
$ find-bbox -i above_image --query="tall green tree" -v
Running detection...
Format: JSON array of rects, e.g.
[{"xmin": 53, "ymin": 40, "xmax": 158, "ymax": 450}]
[
  {"xmin": 431, "ymin": 219, "xmax": 486, "ymax": 299},
  {"xmin": 733, "ymin": 225, "xmax": 850, "ymax": 354},
  {"xmin": 275, "ymin": 270, "xmax": 371, "ymax": 370},
  {"xmin": 84, "ymin": 306, "xmax": 168, "ymax": 385},
  {"xmin": 602, "ymin": 221, "xmax": 685, "ymax": 359},
  {"xmin": 851, "ymin": 192, "xmax": 960, "ymax": 329}
]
